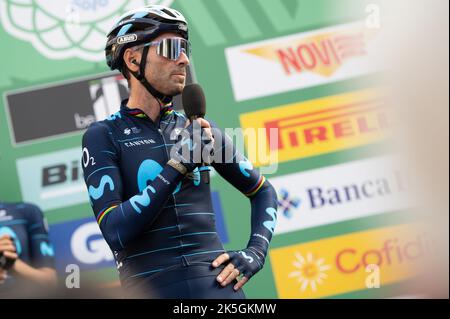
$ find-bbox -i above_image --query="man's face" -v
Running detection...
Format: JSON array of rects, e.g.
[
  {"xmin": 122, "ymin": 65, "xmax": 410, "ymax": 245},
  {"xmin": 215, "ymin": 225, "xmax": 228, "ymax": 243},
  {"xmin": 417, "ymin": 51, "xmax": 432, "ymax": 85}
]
[{"xmin": 144, "ymin": 32, "xmax": 190, "ymax": 96}]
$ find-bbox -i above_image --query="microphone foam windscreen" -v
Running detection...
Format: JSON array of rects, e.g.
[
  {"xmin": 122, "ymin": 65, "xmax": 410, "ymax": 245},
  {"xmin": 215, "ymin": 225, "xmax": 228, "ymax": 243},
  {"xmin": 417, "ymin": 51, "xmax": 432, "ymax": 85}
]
[{"xmin": 182, "ymin": 83, "xmax": 206, "ymax": 118}]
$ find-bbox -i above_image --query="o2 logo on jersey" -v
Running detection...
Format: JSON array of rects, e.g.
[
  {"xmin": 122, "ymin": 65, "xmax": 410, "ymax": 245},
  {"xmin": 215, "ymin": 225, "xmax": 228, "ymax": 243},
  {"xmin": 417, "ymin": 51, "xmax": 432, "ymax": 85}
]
[
  {"xmin": 71, "ymin": 222, "xmax": 113, "ymax": 264},
  {"xmin": 0, "ymin": 227, "xmax": 22, "ymax": 256},
  {"xmin": 82, "ymin": 147, "xmax": 96, "ymax": 168}
]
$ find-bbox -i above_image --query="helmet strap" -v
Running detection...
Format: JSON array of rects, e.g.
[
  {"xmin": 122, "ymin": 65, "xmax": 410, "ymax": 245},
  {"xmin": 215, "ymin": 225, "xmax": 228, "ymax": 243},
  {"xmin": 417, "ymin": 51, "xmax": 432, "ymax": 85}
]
[{"xmin": 128, "ymin": 45, "xmax": 173, "ymax": 105}]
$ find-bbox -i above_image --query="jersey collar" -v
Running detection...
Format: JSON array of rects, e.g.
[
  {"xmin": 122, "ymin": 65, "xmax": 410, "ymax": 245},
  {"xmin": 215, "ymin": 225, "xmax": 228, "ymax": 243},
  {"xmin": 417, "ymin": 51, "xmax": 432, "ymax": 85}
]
[{"xmin": 120, "ymin": 99, "xmax": 174, "ymax": 119}]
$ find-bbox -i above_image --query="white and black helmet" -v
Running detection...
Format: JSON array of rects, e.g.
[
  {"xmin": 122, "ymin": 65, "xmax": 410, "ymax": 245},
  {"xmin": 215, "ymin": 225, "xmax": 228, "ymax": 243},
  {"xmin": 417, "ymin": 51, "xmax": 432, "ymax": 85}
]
[
  {"xmin": 105, "ymin": 5, "xmax": 188, "ymax": 71},
  {"xmin": 105, "ymin": 5, "xmax": 189, "ymax": 104}
]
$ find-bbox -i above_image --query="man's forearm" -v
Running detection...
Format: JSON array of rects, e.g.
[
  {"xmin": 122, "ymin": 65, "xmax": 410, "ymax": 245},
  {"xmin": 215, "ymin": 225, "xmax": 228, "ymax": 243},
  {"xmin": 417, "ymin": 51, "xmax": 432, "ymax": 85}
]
[
  {"xmin": 211, "ymin": 179, "xmax": 278, "ymax": 290},
  {"xmin": 12, "ymin": 259, "xmax": 57, "ymax": 286},
  {"xmin": 247, "ymin": 180, "xmax": 279, "ymax": 256}
]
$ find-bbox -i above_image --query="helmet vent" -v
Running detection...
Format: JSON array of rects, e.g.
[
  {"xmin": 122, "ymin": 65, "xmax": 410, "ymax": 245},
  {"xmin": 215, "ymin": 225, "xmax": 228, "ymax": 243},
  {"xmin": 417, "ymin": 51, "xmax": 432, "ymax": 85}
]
[{"xmin": 161, "ymin": 8, "xmax": 176, "ymax": 18}]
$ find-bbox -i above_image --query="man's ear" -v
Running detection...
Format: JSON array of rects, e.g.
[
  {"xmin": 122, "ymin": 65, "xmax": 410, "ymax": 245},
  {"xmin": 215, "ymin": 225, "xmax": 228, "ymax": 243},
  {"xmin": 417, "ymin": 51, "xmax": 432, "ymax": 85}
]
[{"xmin": 123, "ymin": 48, "xmax": 140, "ymax": 73}]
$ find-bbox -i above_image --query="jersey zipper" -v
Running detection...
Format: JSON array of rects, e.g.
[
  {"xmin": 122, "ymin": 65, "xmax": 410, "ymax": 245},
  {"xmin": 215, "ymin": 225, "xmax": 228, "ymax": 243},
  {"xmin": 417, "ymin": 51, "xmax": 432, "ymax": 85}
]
[{"xmin": 157, "ymin": 121, "xmax": 186, "ymax": 265}]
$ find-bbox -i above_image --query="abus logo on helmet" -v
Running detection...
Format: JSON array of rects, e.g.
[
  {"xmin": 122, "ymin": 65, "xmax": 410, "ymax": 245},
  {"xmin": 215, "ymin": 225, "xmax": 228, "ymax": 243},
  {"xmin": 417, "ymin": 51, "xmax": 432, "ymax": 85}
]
[{"xmin": 117, "ymin": 34, "xmax": 137, "ymax": 44}]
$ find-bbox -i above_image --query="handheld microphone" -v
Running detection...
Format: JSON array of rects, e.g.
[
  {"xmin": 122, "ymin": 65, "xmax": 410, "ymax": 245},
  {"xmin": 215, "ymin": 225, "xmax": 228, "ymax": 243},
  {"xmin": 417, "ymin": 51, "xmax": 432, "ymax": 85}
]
[{"xmin": 182, "ymin": 84, "xmax": 210, "ymax": 184}]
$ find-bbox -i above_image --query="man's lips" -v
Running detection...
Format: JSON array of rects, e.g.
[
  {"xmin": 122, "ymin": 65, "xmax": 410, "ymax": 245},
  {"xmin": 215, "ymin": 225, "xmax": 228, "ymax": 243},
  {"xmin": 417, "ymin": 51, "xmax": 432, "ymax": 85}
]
[{"xmin": 172, "ymin": 70, "xmax": 186, "ymax": 76}]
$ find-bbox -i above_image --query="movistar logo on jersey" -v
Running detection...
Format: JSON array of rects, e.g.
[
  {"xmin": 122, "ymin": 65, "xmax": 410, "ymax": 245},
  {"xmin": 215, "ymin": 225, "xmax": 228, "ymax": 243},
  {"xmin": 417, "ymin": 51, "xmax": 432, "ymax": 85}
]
[
  {"xmin": 40, "ymin": 242, "xmax": 55, "ymax": 257},
  {"xmin": 0, "ymin": 0, "xmax": 174, "ymax": 61},
  {"xmin": 239, "ymin": 251, "xmax": 254, "ymax": 263},
  {"xmin": 88, "ymin": 175, "xmax": 115, "ymax": 201}
]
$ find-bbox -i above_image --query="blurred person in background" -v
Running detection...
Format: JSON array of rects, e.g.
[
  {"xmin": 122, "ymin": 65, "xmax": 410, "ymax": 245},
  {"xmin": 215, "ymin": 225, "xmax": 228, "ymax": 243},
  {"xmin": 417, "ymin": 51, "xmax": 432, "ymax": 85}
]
[
  {"xmin": 379, "ymin": 0, "xmax": 449, "ymax": 298},
  {"xmin": 82, "ymin": 4, "xmax": 278, "ymax": 299},
  {"xmin": 0, "ymin": 202, "xmax": 57, "ymax": 297}
]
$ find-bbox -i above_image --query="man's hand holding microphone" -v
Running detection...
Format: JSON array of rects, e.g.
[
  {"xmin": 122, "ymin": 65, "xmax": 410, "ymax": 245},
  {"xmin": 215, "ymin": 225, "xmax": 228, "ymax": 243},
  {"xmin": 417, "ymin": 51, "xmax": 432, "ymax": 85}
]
[
  {"xmin": 168, "ymin": 84, "xmax": 214, "ymax": 178},
  {"xmin": 168, "ymin": 117, "xmax": 214, "ymax": 175},
  {"xmin": 0, "ymin": 235, "xmax": 18, "ymax": 283}
]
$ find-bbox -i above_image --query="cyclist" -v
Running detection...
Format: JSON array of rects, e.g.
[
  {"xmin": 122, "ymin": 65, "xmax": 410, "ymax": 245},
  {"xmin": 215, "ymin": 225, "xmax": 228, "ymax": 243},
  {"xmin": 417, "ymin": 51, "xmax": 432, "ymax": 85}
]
[{"xmin": 82, "ymin": 5, "xmax": 278, "ymax": 298}]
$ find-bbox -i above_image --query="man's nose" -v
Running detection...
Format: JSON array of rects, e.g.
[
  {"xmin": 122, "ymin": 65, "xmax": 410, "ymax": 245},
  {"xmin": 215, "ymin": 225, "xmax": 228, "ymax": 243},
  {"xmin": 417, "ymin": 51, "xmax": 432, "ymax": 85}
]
[{"xmin": 176, "ymin": 50, "xmax": 189, "ymax": 66}]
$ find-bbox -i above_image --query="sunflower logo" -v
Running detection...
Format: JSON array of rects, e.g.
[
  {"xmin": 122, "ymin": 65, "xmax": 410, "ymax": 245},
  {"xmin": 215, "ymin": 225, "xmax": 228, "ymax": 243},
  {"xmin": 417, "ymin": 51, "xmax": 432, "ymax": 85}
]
[
  {"xmin": 288, "ymin": 252, "xmax": 331, "ymax": 292},
  {"xmin": 0, "ymin": 0, "xmax": 174, "ymax": 61}
]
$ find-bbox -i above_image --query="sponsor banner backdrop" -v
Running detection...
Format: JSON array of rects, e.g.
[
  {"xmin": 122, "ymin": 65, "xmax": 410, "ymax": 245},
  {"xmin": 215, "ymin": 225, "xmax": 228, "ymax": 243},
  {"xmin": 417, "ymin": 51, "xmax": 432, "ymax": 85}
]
[
  {"xmin": 226, "ymin": 22, "xmax": 382, "ymax": 101},
  {"xmin": 4, "ymin": 70, "xmax": 193, "ymax": 146},
  {"xmin": 240, "ymin": 89, "xmax": 388, "ymax": 166},
  {"xmin": 49, "ymin": 216, "xmax": 114, "ymax": 273},
  {"xmin": 5, "ymin": 73, "xmax": 128, "ymax": 145},
  {"xmin": 270, "ymin": 224, "xmax": 424, "ymax": 298},
  {"xmin": 272, "ymin": 156, "xmax": 412, "ymax": 235},
  {"xmin": 16, "ymin": 147, "xmax": 86, "ymax": 211}
]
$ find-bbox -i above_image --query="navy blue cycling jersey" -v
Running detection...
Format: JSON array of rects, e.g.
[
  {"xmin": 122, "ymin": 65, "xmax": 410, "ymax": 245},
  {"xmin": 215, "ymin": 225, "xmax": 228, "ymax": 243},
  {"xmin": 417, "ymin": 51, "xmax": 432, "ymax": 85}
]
[
  {"xmin": 81, "ymin": 99, "xmax": 278, "ymax": 292},
  {"xmin": 0, "ymin": 202, "xmax": 55, "ymax": 289}
]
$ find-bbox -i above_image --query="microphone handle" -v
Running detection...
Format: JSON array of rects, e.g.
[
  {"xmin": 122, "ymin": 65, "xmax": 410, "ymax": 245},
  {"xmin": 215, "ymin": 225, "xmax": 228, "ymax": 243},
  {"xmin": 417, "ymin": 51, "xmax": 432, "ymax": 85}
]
[
  {"xmin": 200, "ymin": 168, "xmax": 210, "ymax": 184},
  {"xmin": 189, "ymin": 115, "xmax": 210, "ymax": 184}
]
